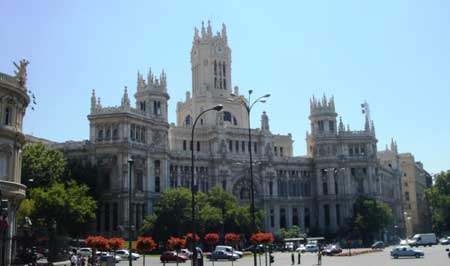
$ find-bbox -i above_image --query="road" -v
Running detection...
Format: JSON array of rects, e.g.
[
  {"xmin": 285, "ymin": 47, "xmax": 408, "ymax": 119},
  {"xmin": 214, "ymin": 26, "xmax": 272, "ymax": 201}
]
[{"xmin": 118, "ymin": 245, "xmax": 449, "ymax": 266}]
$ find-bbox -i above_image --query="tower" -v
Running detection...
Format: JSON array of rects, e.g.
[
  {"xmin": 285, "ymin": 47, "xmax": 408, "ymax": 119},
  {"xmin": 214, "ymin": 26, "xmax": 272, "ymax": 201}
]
[
  {"xmin": 309, "ymin": 94, "xmax": 337, "ymax": 136},
  {"xmin": 191, "ymin": 21, "xmax": 232, "ymax": 98},
  {"xmin": 134, "ymin": 68, "xmax": 170, "ymax": 122}
]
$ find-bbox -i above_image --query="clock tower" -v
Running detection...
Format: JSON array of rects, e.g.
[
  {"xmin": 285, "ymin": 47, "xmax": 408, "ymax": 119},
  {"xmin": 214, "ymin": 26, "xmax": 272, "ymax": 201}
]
[{"xmin": 191, "ymin": 21, "xmax": 232, "ymax": 99}]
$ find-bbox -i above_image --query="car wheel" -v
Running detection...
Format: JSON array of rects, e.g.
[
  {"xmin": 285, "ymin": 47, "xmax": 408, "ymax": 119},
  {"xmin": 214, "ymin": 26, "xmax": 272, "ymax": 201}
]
[
  {"xmin": 415, "ymin": 254, "xmax": 420, "ymax": 258},
  {"xmin": 394, "ymin": 255, "xmax": 398, "ymax": 259}
]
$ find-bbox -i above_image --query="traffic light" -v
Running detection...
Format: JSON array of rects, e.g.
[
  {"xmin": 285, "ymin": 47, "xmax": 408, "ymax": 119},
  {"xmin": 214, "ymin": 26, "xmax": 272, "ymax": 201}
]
[{"xmin": 269, "ymin": 254, "xmax": 274, "ymax": 264}]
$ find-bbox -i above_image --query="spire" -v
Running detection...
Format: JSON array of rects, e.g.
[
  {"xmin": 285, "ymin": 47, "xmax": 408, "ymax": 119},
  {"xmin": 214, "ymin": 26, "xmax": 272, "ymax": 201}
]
[
  {"xmin": 322, "ymin": 93, "xmax": 327, "ymax": 107},
  {"xmin": 365, "ymin": 115, "xmax": 370, "ymax": 131},
  {"xmin": 329, "ymin": 95, "xmax": 335, "ymax": 110},
  {"xmin": 194, "ymin": 27, "xmax": 200, "ymax": 42},
  {"xmin": 147, "ymin": 67, "xmax": 154, "ymax": 84},
  {"xmin": 347, "ymin": 124, "xmax": 350, "ymax": 131},
  {"xmin": 390, "ymin": 138, "xmax": 398, "ymax": 153},
  {"xmin": 90, "ymin": 89, "xmax": 97, "ymax": 112},
  {"xmin": 338, "ymin": 116, "xmax": 345, "ymax": 132},
  {"xmin": 222, "ymin": 23, "xmax": 227, "ymax": 43},
  {"xmin": 385, "ymin": 144, "xmax": 389, "ymax": 151},
  {"xmin": 137, "ymin": 70, "xmax": 145, "ymax": 91},
  {"xmin": 121, "ymin": 86, "xmax": 130, "ymax": 108},
  {"xmin": 160, "ymin": 69, "xmax": 167, "ymax": 91},
  {"xmin": 261, "ymin": 111, "xmax": 270, "ymax": 132},
  {"xmin": 201, "ymin": 21, "xmax": 206, "ymax": 38},
  {"xmin": 371, "ymin": 120, "xmax": 375, "ymax": 134},
  {"xmin": 97, "ymin": 97, "xmax": 102, "ymax": 108},
  {"xmin": 207, "ymin": 20, "xmax": 212, "ymax": 38}
]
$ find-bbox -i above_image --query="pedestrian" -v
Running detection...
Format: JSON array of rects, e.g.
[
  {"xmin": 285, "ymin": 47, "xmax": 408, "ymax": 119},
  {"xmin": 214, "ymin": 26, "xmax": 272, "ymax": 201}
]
[
  {"xmin": 291, "ymin": 252, "xmax": 295, "ymax": 265},
  {"xmin": 297, "ymin": 251, "xmax": 301, "ymax": 264},
  {"xmin": 71, "ymin": 254, "xmax": 77, "ymax": 266},
  {"xmin": 317, "ymin": 249, "xmax": 322, "ymax": 265},
  {"xmin": 80, "ymin": 256, "xmax": 86, "ymax": 266}
]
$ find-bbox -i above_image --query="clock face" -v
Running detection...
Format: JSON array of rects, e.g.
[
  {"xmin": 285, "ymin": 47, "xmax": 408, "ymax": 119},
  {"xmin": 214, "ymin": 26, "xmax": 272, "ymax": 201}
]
[{"xmin": 215, "ymin": 46, "xmax": 223, "ymax": 55}]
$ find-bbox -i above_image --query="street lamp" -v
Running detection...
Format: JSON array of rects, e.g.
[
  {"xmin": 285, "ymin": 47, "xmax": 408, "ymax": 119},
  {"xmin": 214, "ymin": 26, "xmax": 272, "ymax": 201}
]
[
  {"xmin": 191, "ymin": 104, "xmax": 223, "ymax": 266},
  {"xmin": 128, "ymin": 158, "xmax": 134, "ymax": 266},
  {"xmin": 232, "ymin": 90, "xmax": 270, "ymax": 266}
]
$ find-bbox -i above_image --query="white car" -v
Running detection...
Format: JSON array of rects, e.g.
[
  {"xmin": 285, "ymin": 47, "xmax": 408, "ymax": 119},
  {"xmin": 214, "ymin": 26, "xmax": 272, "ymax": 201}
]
[
  {"xmin": 96, "ymin": 251, "xmax": 121, "ymax": 262},
  {"xmin": 179, "ymin": 249, "xmax": 193, "ymax": 259},
  {"xmin": 78, "ymin": 247, "xmax": 92, "ymax": 257},
  {"xmin": 296, "ymin": 245, "xmax": 306, "ymax": 252},
  {"xmin": 115, "ymin": 249, "xmax": 140, "ymax": 260},
  {"xmin": 305, "ymin": 244, "xmax": 319, "ymax": 253}
]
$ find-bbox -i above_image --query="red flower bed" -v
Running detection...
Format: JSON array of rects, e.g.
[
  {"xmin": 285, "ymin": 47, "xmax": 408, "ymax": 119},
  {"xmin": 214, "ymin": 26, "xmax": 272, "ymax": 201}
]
[
  {"xmin": 108, "ymin": 237, "xmax": 125, "ymax": 251},
  {"xmin": 86, "ymin": 236, "xmax": 110, "ymax": 251},
  {"xmin": 204, "ymin": 233, "xmax": 219, "ymax": 245},
  {"xmin": 136, "ymin": 236, "xmax": 157, "ymax": 254},
  {"xmin": 168, "ymin": 237, "xmax": 186, "ymax": 251},
  {"xmin": 250, "ymin": 232, "xmax": 274, "ymax": 245}
]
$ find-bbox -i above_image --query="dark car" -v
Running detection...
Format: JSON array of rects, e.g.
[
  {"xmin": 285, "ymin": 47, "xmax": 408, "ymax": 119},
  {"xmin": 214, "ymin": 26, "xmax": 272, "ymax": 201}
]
[
  {"xmin": 446, "ymin": 248, "xmax": 450, "ymax": 258},
  {"xmin": 371, "ymin": 241, "xmax": 385, "ymax": 249},
  {"xmin": 242, "ymin": 245, "xmax": 264, "ymax": 253},
  {"xmin": 322, "ymin": 244, "xmax": 342, "ymax": 256},
  {"xmin": 160, "ymin": 251, "xmax": 188, "ymax": 263},
  {"xmin": 207, "ymin": 250, "xmax": 239, "ymax": 261}
]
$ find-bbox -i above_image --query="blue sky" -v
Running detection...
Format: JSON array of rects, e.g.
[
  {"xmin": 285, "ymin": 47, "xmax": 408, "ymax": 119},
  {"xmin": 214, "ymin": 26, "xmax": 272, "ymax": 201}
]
[{"xmin": 1, "ymin": 1, "xmax": 449, "ymax": 173}]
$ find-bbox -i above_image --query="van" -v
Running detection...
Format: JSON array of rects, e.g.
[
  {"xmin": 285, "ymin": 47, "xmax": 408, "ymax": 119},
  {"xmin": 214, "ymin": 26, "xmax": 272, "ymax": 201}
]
[
  {"xmin": 214, "ymin": 245, "xmax": 243, "ymax": 258},
  {"xmin": 408, "ymin": 233, "xmax": 437, "ymax": 247}
]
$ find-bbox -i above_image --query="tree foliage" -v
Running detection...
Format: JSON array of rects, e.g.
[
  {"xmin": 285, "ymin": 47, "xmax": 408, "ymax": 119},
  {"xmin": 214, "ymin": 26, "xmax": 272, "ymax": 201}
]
[
  {"xmin": 278, "ymin": 225, "xmax": 302, "ymax": 239},
  {"xmin": 425, "ymin": 170, "xmax": 450, "ymax": 234},
  {"xmin": 22, "ymin": 143, "xmax": 66, "ymax": 187},
  {"xmin": 141, "ymin": 186, "xmax": 263, "ymax": 242},
  {"xmin": 350, "ymin": 196, "xmax": 393, "ymax": 243}
]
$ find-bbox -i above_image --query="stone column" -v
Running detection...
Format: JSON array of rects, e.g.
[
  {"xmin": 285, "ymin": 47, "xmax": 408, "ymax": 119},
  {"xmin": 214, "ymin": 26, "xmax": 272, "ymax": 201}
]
[{"xmin": 287, "ymin": 205, "xmax": 292, "ymax": 228}]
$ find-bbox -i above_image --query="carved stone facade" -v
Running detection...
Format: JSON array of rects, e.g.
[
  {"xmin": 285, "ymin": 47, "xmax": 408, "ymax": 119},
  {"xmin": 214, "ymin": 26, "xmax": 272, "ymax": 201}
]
[
  {"xmin": 0, "ymin": 63, "xmax": 30, "ymax": 265},
  {"xmin": 51, "ymin": 22, "xmax": 412, "ymax": 239}
]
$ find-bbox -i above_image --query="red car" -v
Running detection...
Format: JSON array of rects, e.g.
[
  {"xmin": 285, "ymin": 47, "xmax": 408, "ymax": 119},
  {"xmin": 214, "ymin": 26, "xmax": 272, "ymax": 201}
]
[{"xmin": 160, "ymin": 251, "xmax": 188, "ymax": 263}]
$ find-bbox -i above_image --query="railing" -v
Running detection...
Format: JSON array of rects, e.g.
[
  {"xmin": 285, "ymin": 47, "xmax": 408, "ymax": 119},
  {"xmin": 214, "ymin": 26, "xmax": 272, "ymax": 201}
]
[{"xmin": 0, "ymin": 72, "xmax": 20, "ymax": 88}]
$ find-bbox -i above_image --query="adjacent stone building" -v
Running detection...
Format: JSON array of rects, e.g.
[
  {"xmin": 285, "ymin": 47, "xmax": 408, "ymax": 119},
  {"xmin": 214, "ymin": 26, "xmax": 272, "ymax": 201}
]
[
  {"xmin": 0, "ymin": 60, "xmax": 30, "ymax": 265},
  {"xmin": 50, "ymin": 22, "xmax": 425, "ymax": 239}
]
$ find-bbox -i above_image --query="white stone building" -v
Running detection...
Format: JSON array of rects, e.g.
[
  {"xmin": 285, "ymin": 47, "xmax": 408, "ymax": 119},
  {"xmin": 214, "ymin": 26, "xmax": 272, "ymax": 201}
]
[
  {"xmin": 0, "ymin": 61, "xmax": 30, "ymax": 265},
  {"xmin": 52, "ymin": 22, "xmax": 406, "ymax": 239}
]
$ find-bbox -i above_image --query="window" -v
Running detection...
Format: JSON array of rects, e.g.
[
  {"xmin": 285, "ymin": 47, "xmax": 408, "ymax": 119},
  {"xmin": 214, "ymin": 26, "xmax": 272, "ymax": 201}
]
[
  {"xmin": 293, "ymin": 208, "xmax": 299, "ymax": 226},
  {"xmin": 224, "ymin": 111, "xmax": 232, "ymax": 122},
  {"xmin": 240, "ymin": 188, "xmax": 250, "ymax": 200},
  {"xmin": 104, "ymin": 203, "xmax": 110, "ymax": 231},
  {"xmin": 113, "ymin": 203, "xmax": 118, "ymax": 230},
  {"xmin": 190, "ymin": 141, "xmax": 193, "ymax": 151},
  {"xmin": 280, "ymin": 208, "xmax": 286, "ymax": 229},
  {"xmin": 235, "ymin": 141, "xmax": 239, "ymax": 153},
  {"xmin": 105, "ymin": 129, "xmax": 111, "ymax": 140},
  {"xmin": 222, "ymin": 180, "xmax": 227, "ymax": 190},
  {"xmin": 155, "ymin": 177, "xmax": 160, "ymax": 192},
  {"xmin": 98, "ymin": 129, "xmax": 104, "ymax": 140},
  {"xmin": 318, "ymin": 120, "xmax": 324, "ymax": 132},
  {"xmin": 274, "ymin": 146, "xmax": 278, "ymax": 156},
  {"xmin": 153, "ymin": 101, "xmax": 161, "ymax": 115},
  {"xmin": 269, "ymin": 181, "xmax": 273, "ymax": 196},
  {"xmin": 329, "ymin": 121, "xmax": 335, "ymax": 131},
  {"xmin": 185, "ymin": 115, "xmax": 192, "ymax": 126},
  {"xmin": 336, "ymin": 204, "xmax": 341, "ymax": 226},
  {"xmin": 229, "ymin": 140, "xmax": 233, "ymax": 151},
  {"xmin": 155, "ymin": 160, "xmax": 161, "ymax": 192},
  {"xmin": 130, "ymin": 126, "xmax": 135, "ymax": 141},
  {"xmin": 183, "ymin": 140, "xmax": 187, "ymax": 151},
  {"xmin": 280, "ymin": 147, "xmax": 284, "ymax": 157},
  {"xmin": 0, "ymin": 155, "xmax": 8, "ymax": 177},
  {"xmin": 223, "ymin": 63, "xmax": 226, "ymax": 77},
  {"xmin": 4, "ymin": 107, "xmax": 11, "ymax": 125},
  {"xmin": 241, "ymin": 141, "xmax": 245, "ymax": 152},
  {"xmin": 197, "ymin": 141, "xmax": 200, "ymax": 152},
  {"xmin": 136, "ymin": 171, "xmax": 143, "ymax": 192},
  {"xmin": 322, "ymin": 182, "xmax": 328, "ymax": 195},
  {"xmin": 140, "ymin": 101, "xmax": 146, "ymax": 111},
  {"xmin": 233, "ymin": 116, "xmax": 237, "ymax": 125},
  {"xmin": 405, "ymin": 191, "xmax": 410, "ymax": 201},
  {"xmin": 113, "ymin": 128, "xmax": 119, "ymax": 139},
  {"xmin": 254, "ymin": 142, "xmax": 257, "ymax": 153},
  {"xmin": 335, "ymin": 181, "xmax": 339, "ymax": 195},
  {"xmin": 270, "ymin": 209, "xmax": 274, "ymax": 227},
  {"xmin": 324, "ymin": 204, "xmax": 330, "ymax": 226},
  {"xmin": 304, "ymin": 208, "xmax": 310, "ymax": 229}
]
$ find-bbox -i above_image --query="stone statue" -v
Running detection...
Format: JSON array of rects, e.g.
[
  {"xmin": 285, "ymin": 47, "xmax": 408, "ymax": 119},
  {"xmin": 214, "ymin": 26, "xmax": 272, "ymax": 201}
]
[{"xmin": 13, "ymin": 59, "xmax": 29, "ymax": 87}]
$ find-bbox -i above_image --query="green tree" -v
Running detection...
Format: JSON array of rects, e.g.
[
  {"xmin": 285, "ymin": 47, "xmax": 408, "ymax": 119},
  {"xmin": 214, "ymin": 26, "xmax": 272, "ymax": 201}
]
[
  {"xmin": 278, "ymin": 225, "xmax": 302, "ymax": 239},
  {"xmin": 351, "ymin": 196, "xmax": 392, "ymax": 244},
  {"xmin": 425, "ymin": 170, "xmax": 450, "ymax": 234},
  {"xmin": 22, "ymin": 143, "xmax": 66, "ymax": 187}
]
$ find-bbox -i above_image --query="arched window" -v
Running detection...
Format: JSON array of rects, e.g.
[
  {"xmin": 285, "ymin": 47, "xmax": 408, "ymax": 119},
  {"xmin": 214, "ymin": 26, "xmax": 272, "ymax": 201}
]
[
  {"xmin": 113, "ymin": 128, "xmax": 119, "ymax": 139},
  {"xmin": 185, "ymin": 115, "xmax": 192, "ymax": 126},
  {"xmin": 223, "ymin": 111, "xmax": 232, "ymax": 122},
  {"xmin": 214, "ymin": 77, "xmax": 217, "ymax": 88},
  {"xmin": 240, "ymin": 187, "xmax": 250, "ymax": 200},
  {"xmin": 105, "ymin": 129, "xmax": 111, "ymax": 140},
  {"xmin": 0, "ymin": 154, "xmax": 8, "ymax": 177},
  {"xmin": 4, "ymin": 107, "xmax": 11, "ymax": 125}
]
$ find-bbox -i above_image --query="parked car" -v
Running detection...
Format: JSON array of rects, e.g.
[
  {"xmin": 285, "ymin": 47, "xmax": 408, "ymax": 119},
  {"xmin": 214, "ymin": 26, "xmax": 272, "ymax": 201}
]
[
  {"xmin": 390, "ymin": 246, "xmax": 424, "ymax": 259},
  {"xmin": 322, "ymin": 244, "xmax": 342, "ymax": 256},
  {"xmin": 160, "ymin": 251, "xmax": 188, "ymax": 263},
  {"xmin": 439, "ymin": 237, "xmax": 450, "ymax": 245},
  {"xmin": 215, "ymin": 245, "xmax": 243, "ymax": 258},
  {"xmin": 242, "ymin": 245, "xmax": 264, "ymax": 253},
  {"xmin": 295, "ymin": 244, "xmax": 306, "ymax": 253},
  {"xmin": 77, "ymin": 247, "xmax": 92, "ymax": 257},
  {"xmin": 371, "ymin": 241, "xmax": 385, "ymax": 249},
  {"xmin": 97, "ymin": 252, "xmax": 121, "ymax": 263},
  {"xmin": 408, "ymin": 233, "xmax": 437, "ymax": 247},
  {"xmin": 304, "ymin": 244, "xmax": 319, "ymax": 253},
  {"xmin": 208, "ymin": 250, "xmax": 239, "ymax": 261},
  {"xmin": 178, "ymin": 249, "xmax": 193, "ymax": 259},
  {"xmin": 115, "ymin": 249, "xmax": 140, "ymax": 260}
]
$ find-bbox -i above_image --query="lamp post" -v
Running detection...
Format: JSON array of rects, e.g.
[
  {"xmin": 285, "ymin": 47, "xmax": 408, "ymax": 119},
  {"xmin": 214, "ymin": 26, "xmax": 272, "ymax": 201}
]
[
  {"xmin": 128, "ymin": 158, "xmax": 134, "ymax": 266},
  {"xmin": 191, "ymin": 104, "xmax": 223, "ymax": 266},
  {"xmin": 233, "ymin": 90, "xmax": 270, "ymax": 266}
]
